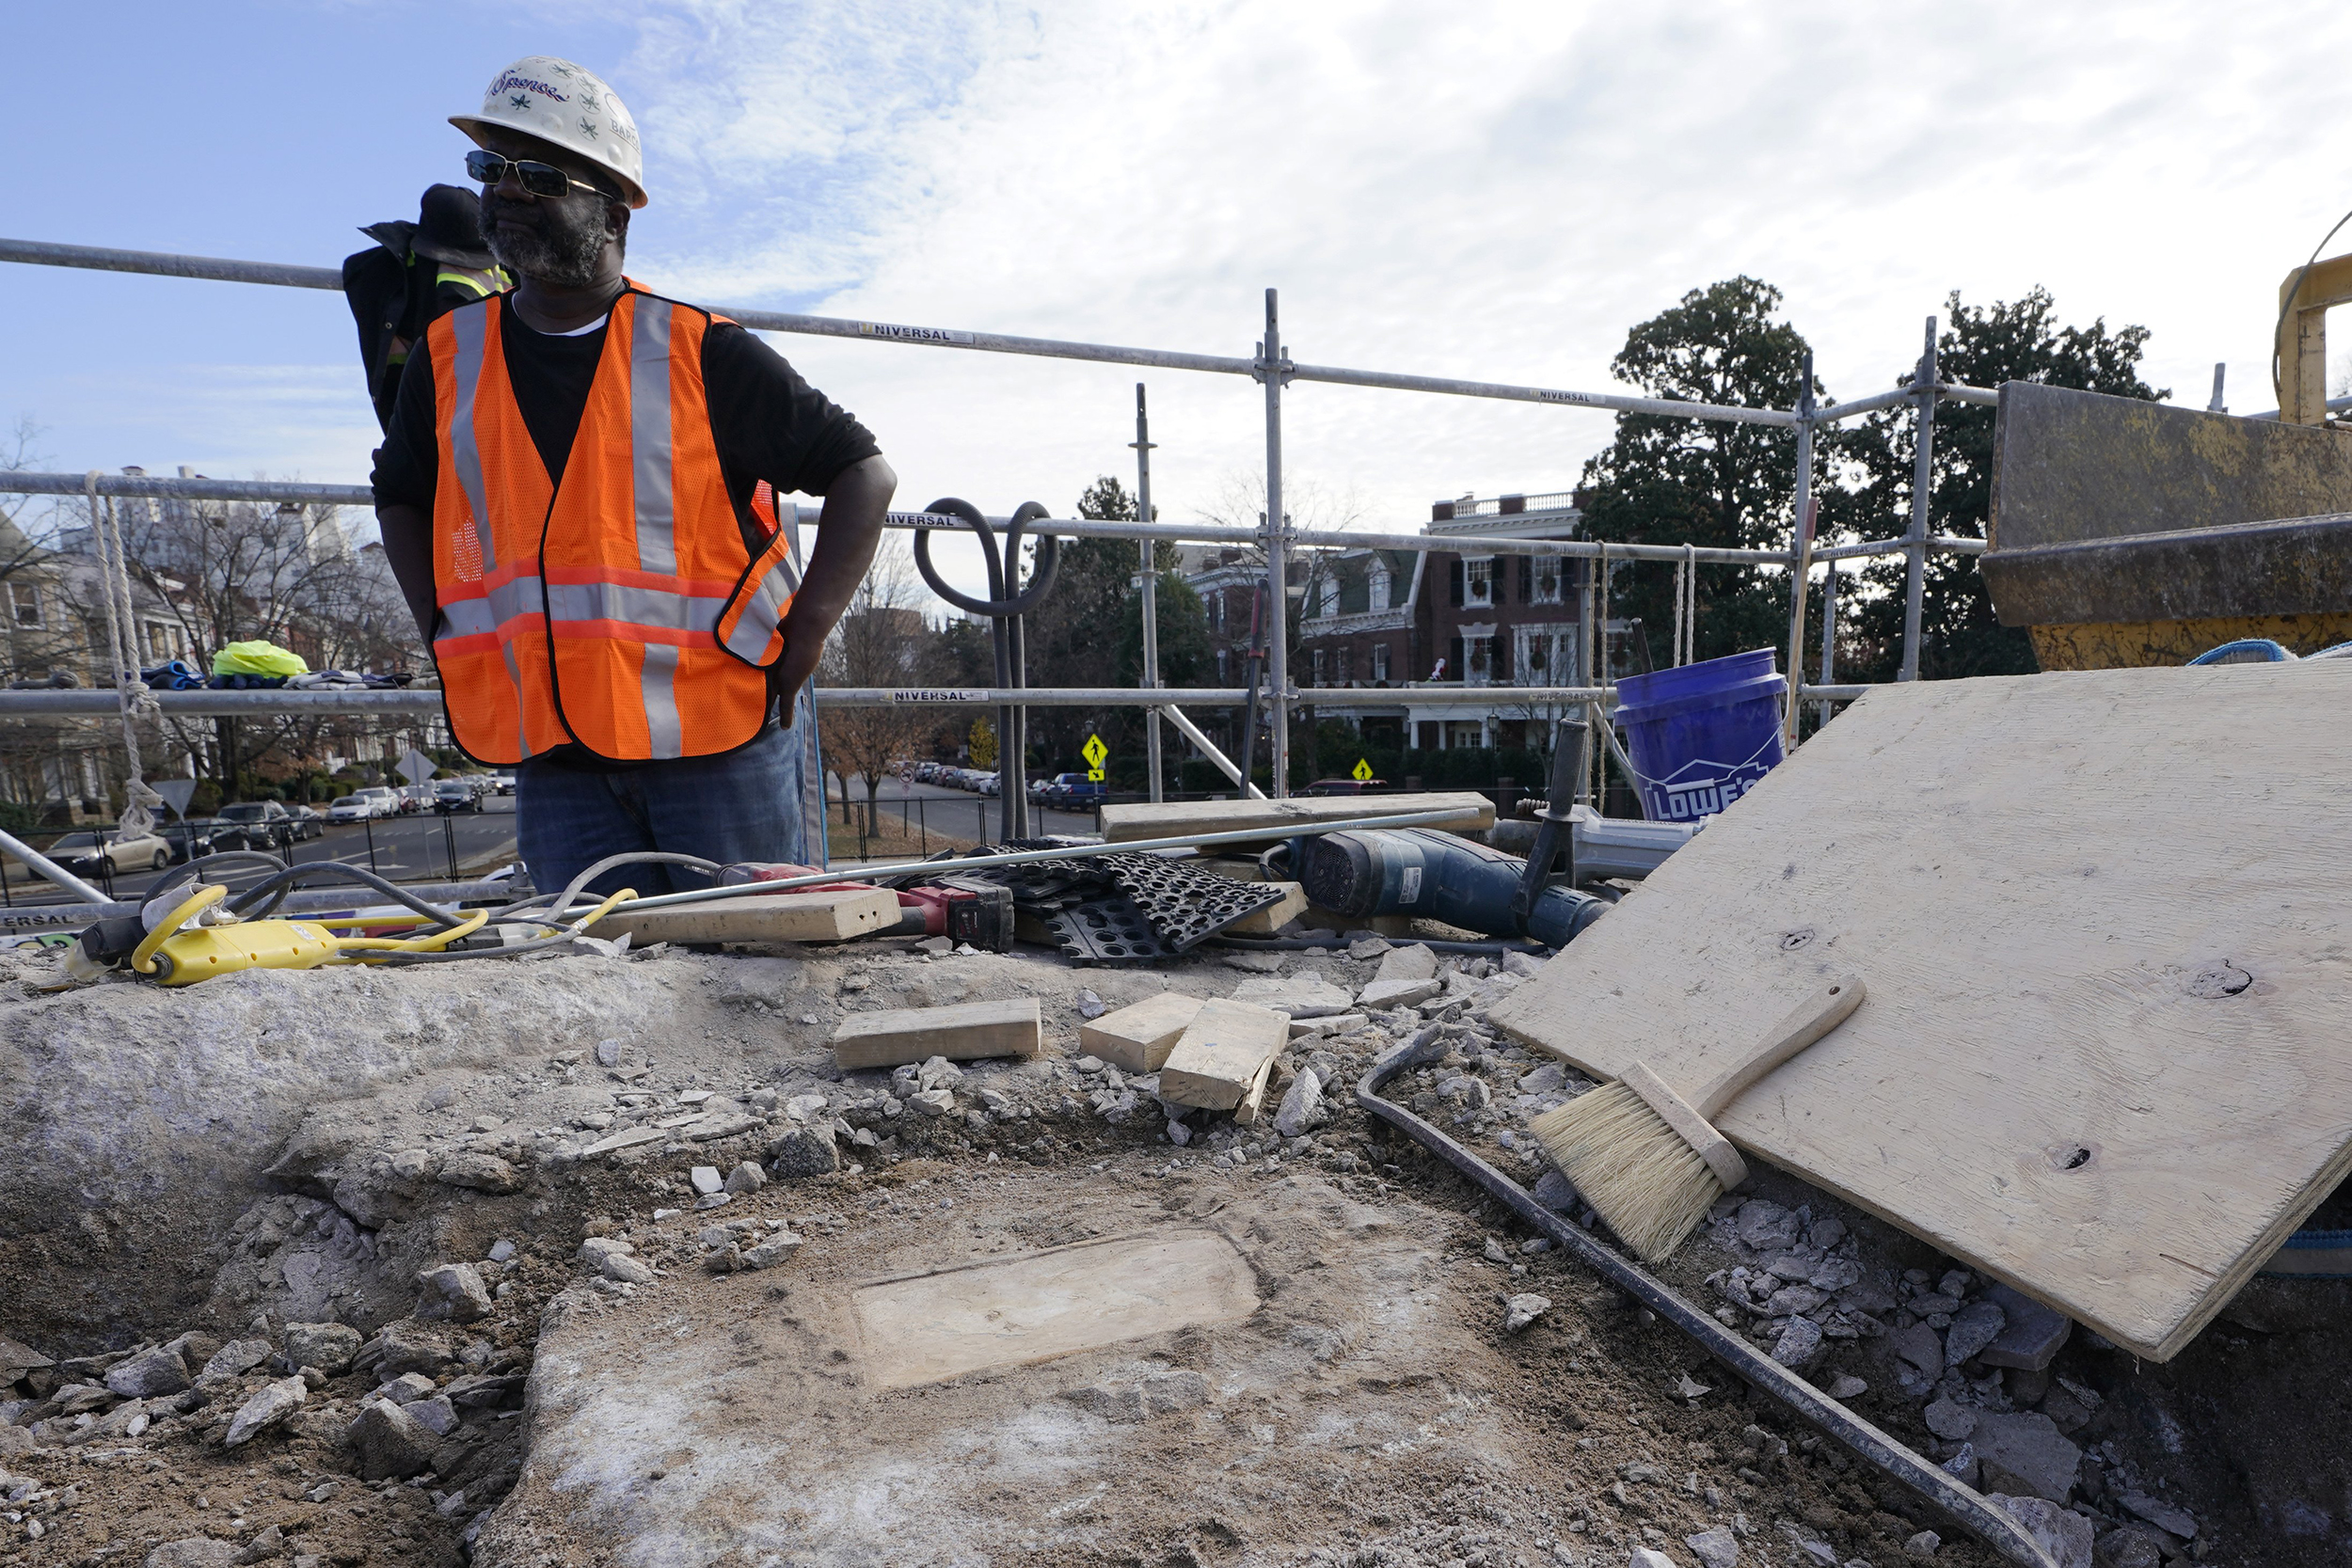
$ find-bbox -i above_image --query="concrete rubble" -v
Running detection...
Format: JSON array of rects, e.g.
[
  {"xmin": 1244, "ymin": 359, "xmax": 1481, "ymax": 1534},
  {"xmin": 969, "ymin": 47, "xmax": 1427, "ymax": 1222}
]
[{"xmin": 0, "ymin": 912, "xmax": 2318, "ymax": 1565}]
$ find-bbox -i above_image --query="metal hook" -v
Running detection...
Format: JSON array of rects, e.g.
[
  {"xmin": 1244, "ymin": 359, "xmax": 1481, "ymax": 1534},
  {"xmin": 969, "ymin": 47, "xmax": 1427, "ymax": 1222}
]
[{"xmin": 912, "ymin": 499, "xmax": 1061, "ymax": 840}]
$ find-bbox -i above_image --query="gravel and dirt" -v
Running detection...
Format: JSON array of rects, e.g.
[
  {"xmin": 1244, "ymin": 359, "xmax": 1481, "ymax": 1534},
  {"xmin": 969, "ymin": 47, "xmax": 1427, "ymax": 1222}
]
[{"xmin": 0, "ymin": 908, "xmax": 2343, "ymax": 1567}]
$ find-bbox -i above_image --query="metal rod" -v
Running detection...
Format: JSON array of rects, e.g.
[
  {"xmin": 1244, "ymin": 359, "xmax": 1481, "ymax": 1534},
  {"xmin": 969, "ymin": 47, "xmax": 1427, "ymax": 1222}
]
[
  {"xmin": 0, "ymin": 876, "xmax": 520, "ymax": 930},
  {"xmin": 1262, "ymin": 289, "xmax": 1292, "ymax": 800},
  {"xmin": 1156, "ymin": 702, "xmax": 1267, "ymax": 800},
  {"xmin": 607, "ymin": 805, "xmax": 1474, "ymax": 915},
  {"xmin": 1899, "ymin": 317, "xmax": 1938, "ymax": 683},
  {"xmin": 1132, "ymin": 383, "xmax": 1164, "ymax": 804},
  {"xmin": 0, "ymin": 829, "xmax": 110, "ymax": 904},
  {"xmin": 1783, "ymin": 353, "xmax": 1818, "ymax": 752},
  {"xmin": 2208, "ymin": 362, "xmax": 2228, "ymax": 414},
  {"xmin": 1, "ymin": 236, "xmax": 1805, "ymax": 429}
]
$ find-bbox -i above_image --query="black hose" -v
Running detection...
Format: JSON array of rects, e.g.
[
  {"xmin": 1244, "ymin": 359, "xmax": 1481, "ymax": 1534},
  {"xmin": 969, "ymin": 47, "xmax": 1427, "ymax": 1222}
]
[
  {"xmin": 1353, "ymin": 1039, "xmax": 2058, "ymax": 1568},
  {"xmin": 219, "ymin": 860, "xmax": 467, "ymax": 927}
]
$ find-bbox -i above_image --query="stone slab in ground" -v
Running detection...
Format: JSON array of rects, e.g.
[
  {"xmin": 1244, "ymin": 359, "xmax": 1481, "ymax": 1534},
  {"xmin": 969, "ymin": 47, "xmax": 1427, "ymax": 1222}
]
[{"xmin": 475, "ymin": 1166, "xmax": 1811, "ymax": 1567}]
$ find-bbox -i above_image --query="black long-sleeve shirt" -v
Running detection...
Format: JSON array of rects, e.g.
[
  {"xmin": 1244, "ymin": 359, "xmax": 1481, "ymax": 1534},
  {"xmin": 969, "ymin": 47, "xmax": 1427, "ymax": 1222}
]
[{"xmin": 371, "ymin": 299, "xmax": 880, "ymax": 551}]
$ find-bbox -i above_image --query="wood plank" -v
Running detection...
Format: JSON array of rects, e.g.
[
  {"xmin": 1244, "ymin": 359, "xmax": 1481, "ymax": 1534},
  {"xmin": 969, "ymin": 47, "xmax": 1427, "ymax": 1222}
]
[
  {"xmin": 832, "ymin": 998, "xmax": 1042, "ymax": 1070},
  {"xmin": 598, "ymin": 888, "xmax": 899, "ymax": 947},
  {"xmin": 1486, "ymin": 662, "xmax": 2352, "ymax": 1363},
  {"xmin": 1225, "ymin": 881, "xmax": 1308, "ymax": 936},
  {"xmin": 1158, "ymin": 1000, "xmax": 1291, "ymax": 1111},
  {"xmin": 1080, "ymin": 992, "xmax": 1205, "ymax": 1073},
  {"xmin": 1099, "ymin": 791, "xmax": 1494, "ymax": 844}
]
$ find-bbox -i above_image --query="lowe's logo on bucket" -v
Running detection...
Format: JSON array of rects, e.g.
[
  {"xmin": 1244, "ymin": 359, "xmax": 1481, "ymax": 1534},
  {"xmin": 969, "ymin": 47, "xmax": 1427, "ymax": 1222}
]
[{"xmin": 1645, "ymin": 756, "xmax": 1772, "ymax": 821}]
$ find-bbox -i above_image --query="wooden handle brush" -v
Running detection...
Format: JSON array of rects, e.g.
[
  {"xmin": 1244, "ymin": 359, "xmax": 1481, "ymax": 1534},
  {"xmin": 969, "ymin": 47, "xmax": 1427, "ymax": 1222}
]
[{"xmin": 1528, "ymin": 976, "xmax": 1866, "ymax": 1263}]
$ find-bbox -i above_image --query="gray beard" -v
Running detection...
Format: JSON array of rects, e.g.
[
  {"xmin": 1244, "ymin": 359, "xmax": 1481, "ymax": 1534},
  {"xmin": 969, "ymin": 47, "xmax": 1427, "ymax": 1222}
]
[{"xmin": 481, "ymin": 191, "xmax": 615, "ymax": 289}]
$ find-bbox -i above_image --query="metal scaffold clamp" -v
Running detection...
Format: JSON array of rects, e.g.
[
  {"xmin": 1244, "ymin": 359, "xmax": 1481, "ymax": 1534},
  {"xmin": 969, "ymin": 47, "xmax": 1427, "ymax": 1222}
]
[{"xmin": 912, "ymin": 498, "xmax": 1059, "ymax": 840}]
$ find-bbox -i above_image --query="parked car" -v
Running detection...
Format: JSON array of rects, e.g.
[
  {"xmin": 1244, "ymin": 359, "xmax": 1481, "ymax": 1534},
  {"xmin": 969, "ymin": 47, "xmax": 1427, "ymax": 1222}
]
[
  {"xmin": 212, "ymin": 800, "xmax": 297, "ymax": 851},
  {"xmin": 1301, "ymin": 777, "xmax": 1390, "ymax": 796},
  {"xmin": 977, "ymin": 771, "xmax": 1001, "ymax": 798},
  {"xmin": 284, "ymin": 804, "xmax": 325, "ymax": 840},
  {"xmin": 393, "ymin": 784, "xmax": 433, "ymax": 815},
  {"xmin": 356, "ymin": 786, "xmax": 402, "ymax": 817},
  {"xmin": 492, "ymin": 771, "xmax": 516, "ymax": 796},
  {"xmin": 46, "ymin": 830, "xmax": 171, "ymax": 876},
  {"xmin": 432, "ymin": 779, "xmax": 481, "ymax": 814},
  {"xmin": 160, "ymin": 819, "xmax": 220, "ymax": 864},
  {"xmin": 1034, "ymin": 772, "xmax": 1105, "ymax": 808},
  {"xmin": 325, "ymin": 796, "xmax": 375, "ymax": 824}
]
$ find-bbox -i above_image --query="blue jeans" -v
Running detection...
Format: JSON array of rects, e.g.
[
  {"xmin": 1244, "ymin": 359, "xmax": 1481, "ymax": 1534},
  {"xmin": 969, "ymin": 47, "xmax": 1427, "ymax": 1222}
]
[{"xmin": 516, "ymin": 689, "xmax": 821, "ymax": 898}]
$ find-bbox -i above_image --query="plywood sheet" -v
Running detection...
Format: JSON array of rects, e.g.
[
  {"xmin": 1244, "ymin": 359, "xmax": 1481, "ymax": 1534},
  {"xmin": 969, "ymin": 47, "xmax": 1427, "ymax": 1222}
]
[
  {"xmin": 1487, "ymin": 663, "xmax": 2352, "ymax": 1362},
  {"xmin": 850, "ymin": 1229, "xmax": 1260, "ymax": 1388}
]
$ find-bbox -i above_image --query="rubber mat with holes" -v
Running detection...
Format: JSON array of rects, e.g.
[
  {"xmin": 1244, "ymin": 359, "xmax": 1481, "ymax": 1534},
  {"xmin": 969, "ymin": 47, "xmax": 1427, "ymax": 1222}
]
[{"xmin": 1100, "ymin": 853, "xmax": 1287, "ymax": 951}]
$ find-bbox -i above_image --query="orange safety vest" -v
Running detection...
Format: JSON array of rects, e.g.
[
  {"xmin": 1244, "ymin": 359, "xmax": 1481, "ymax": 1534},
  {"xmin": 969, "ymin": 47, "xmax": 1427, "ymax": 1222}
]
[{"xmin": 427, "ymin": 285, "xmax": 801, "ymax": 765}]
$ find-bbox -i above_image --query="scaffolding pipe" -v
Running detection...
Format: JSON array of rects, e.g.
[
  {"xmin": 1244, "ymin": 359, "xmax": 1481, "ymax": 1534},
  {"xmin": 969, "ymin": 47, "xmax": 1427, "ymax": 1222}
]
[
  {"xmin": 1, "ymin": 236, "xmax": 1804, "ymax": 429},
  {"xmin": 1261, "ymin": 290, "xmax": 1292, "ymax": 799},
  {"xmin": 0, "ymin": 683, "xmax": 1621, "ymax": 719},
  {"xmin": 1155, "ymin": 702, "xmax": 1267, "ymax": 800},
  {"xmin": 0, "ymin": 469, "xmax": 1971, "ymax": 568},
  {"xmin": 1132, "ymin": 384, "xmax": 1164, "ymax": 803},
  {"xmin": 0, "ymin": 829, "xmax": 110, "ymax": 905},
  {"xmin": 1783, "ymin": 353, "xmax": 1818, "ymax": 752},
  {"xmin": 1899, "ymin": 318, "xmax": 1939, "ymax": 683}
]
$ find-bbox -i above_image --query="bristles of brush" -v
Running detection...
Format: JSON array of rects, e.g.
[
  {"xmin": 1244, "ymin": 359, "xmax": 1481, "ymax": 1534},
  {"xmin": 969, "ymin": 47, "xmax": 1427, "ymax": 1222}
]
[{"xmin": 1530, "ymin": 1082, "xmax": 1722, "ymax": 1263}]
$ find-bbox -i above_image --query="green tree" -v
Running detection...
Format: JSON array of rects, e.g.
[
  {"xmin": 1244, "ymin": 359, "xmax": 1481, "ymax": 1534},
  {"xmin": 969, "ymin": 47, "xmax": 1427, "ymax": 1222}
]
[
  {"xmin": 1577, "ymin": 277, "xmax": 1820, "ymax": 670},
  {"xmin": 1832, "ymin": 288, "xmax": 2165, "ymax": 681},
  {"xmin": 1020, "ymin": 476, "xmax": 1152, "ymax": 770}
]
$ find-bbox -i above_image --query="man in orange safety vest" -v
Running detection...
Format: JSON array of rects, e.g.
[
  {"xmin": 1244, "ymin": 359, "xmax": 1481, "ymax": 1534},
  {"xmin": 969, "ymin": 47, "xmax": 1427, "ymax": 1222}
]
[{"xmin": 373, "ymin": 55, "xmax": 895, "ymax": 896}]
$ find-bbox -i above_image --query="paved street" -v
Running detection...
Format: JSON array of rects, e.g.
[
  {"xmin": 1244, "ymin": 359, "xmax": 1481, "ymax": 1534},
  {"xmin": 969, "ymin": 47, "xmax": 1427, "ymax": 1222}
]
[
  {"xmin": 3, "ymin": 800, "xmax": 521, "ymax": 909},
  {"xmin": 832, "ymin": 776, "xmax": 1107, "ymax": 853}
]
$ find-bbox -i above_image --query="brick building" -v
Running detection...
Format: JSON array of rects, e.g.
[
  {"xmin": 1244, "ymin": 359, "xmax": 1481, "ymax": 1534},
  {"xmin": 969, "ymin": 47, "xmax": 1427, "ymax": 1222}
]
[{"xmin": 1295, "ymin": 489, "xmax": 1632, "ymax": 752}]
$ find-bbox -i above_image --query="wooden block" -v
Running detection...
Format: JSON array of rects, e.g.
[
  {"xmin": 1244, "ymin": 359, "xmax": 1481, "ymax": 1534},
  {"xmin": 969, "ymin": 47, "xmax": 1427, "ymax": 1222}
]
[
  {"xmin": 1158, "ymin": 1000, "xmax": 1290, "ymax": 1111},
  {"xmin": 1224, "ymin": 881, "xmax": 1308, "ymax": 937},
  {"xmin": 1080, "ymin": 992, "xmax": 1205, "ymax": 1073},
  {"xmin": 598, "ymin": 888, "xmax": 899, "ymax": 947},
  {"xmin": 833, "ymin": 998, "xmax": 1042, "ymax": 1070},
  {"xmin": 1229, "ymin": 1058, "xmax": 1279, "ymax": 1126},
  {"xmin": 1196, "ymin": 859, "xmax": 1267, "ymax": 881},
  {"xmin": 1099, "ymin": 791, "xmax": 1495, "ymax": 845}
]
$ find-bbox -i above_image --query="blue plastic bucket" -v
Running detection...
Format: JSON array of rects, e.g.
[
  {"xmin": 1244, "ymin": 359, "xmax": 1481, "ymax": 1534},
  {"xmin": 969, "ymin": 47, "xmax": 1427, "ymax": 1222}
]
[{"xmin": 1611, "ymin": 649, "xmax": 1786, "ymax": 823}]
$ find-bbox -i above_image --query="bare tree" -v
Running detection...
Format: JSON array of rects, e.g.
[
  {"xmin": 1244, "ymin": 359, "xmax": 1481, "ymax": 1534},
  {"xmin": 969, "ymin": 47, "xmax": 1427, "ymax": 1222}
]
[
  {"xmin": 57, "ymin": 484, "xmax": 428, "ymax": 800},
  {"xmin": 816, "ymin": 543, "xmax": 945, "ymax": 834}
]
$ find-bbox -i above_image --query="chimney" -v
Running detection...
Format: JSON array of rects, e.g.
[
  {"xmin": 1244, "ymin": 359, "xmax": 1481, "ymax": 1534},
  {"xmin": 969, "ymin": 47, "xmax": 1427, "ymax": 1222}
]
[{"xmin": 1431, "ymin": 500, "xmax": 1455, "ymax": 521}]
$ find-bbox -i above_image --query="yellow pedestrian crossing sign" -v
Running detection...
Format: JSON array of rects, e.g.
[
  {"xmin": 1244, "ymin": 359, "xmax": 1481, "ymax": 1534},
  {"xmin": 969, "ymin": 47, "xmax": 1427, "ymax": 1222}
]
[
  {"xmin": 1083, "ymin": 733, "xmax": 1107, "ymax": 782},
  {"xmin": 1352, "ymin": 758, "xmax": 1374, "ymax": 782}
]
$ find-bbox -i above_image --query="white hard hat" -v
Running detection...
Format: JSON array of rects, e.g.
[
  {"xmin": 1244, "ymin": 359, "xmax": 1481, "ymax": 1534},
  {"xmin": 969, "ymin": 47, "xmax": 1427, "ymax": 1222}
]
[{"xmin": 451, "ymin": 56, "xmax": 647, "ymax": 209}]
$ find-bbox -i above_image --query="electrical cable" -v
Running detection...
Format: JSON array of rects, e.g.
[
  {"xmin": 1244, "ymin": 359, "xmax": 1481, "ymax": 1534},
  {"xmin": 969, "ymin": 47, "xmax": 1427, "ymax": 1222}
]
[
  {"xmin": 2272, "ymin": 204, "xmax": 2352, "ymax": 410},
  {"xmin": 371, "ymin": 885, "xmax": 635, "ymax": 965},
  {"xmin": 488, "ymin": 851, "xmax": 723, "ymax": 924},
  {"xmin": 130, "ymin": 884, "xmax": 229, "ymax": 974}
]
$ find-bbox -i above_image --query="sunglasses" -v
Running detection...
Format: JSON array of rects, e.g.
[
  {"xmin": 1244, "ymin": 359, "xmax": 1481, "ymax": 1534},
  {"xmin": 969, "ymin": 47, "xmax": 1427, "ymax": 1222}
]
[{"xmin": 465, "ymin": 149, "xmax": 611, "ymax": 201}]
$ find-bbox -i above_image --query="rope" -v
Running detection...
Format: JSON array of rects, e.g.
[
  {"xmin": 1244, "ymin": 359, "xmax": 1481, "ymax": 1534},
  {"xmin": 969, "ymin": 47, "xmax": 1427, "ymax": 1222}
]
[
  {"xmin": 84, "ymin": 471, "xmax": 167, "ymax": 839},
  {"xmin": 1677, "ymin": 543, "xmax": 1697, "ymax": 665}
]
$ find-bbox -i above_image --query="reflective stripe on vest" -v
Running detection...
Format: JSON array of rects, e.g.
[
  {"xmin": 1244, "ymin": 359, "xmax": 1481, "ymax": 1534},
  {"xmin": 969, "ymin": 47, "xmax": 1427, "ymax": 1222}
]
[{"xmin": 427, "ymin": 288, "xmax": 793, "ymax": 765}]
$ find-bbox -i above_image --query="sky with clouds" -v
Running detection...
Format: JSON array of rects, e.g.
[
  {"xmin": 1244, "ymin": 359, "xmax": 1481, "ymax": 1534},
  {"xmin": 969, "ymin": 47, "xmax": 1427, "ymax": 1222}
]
[{"xmin": 6, "ymin": 1, "xmax": 2352, "ymax": 593}]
